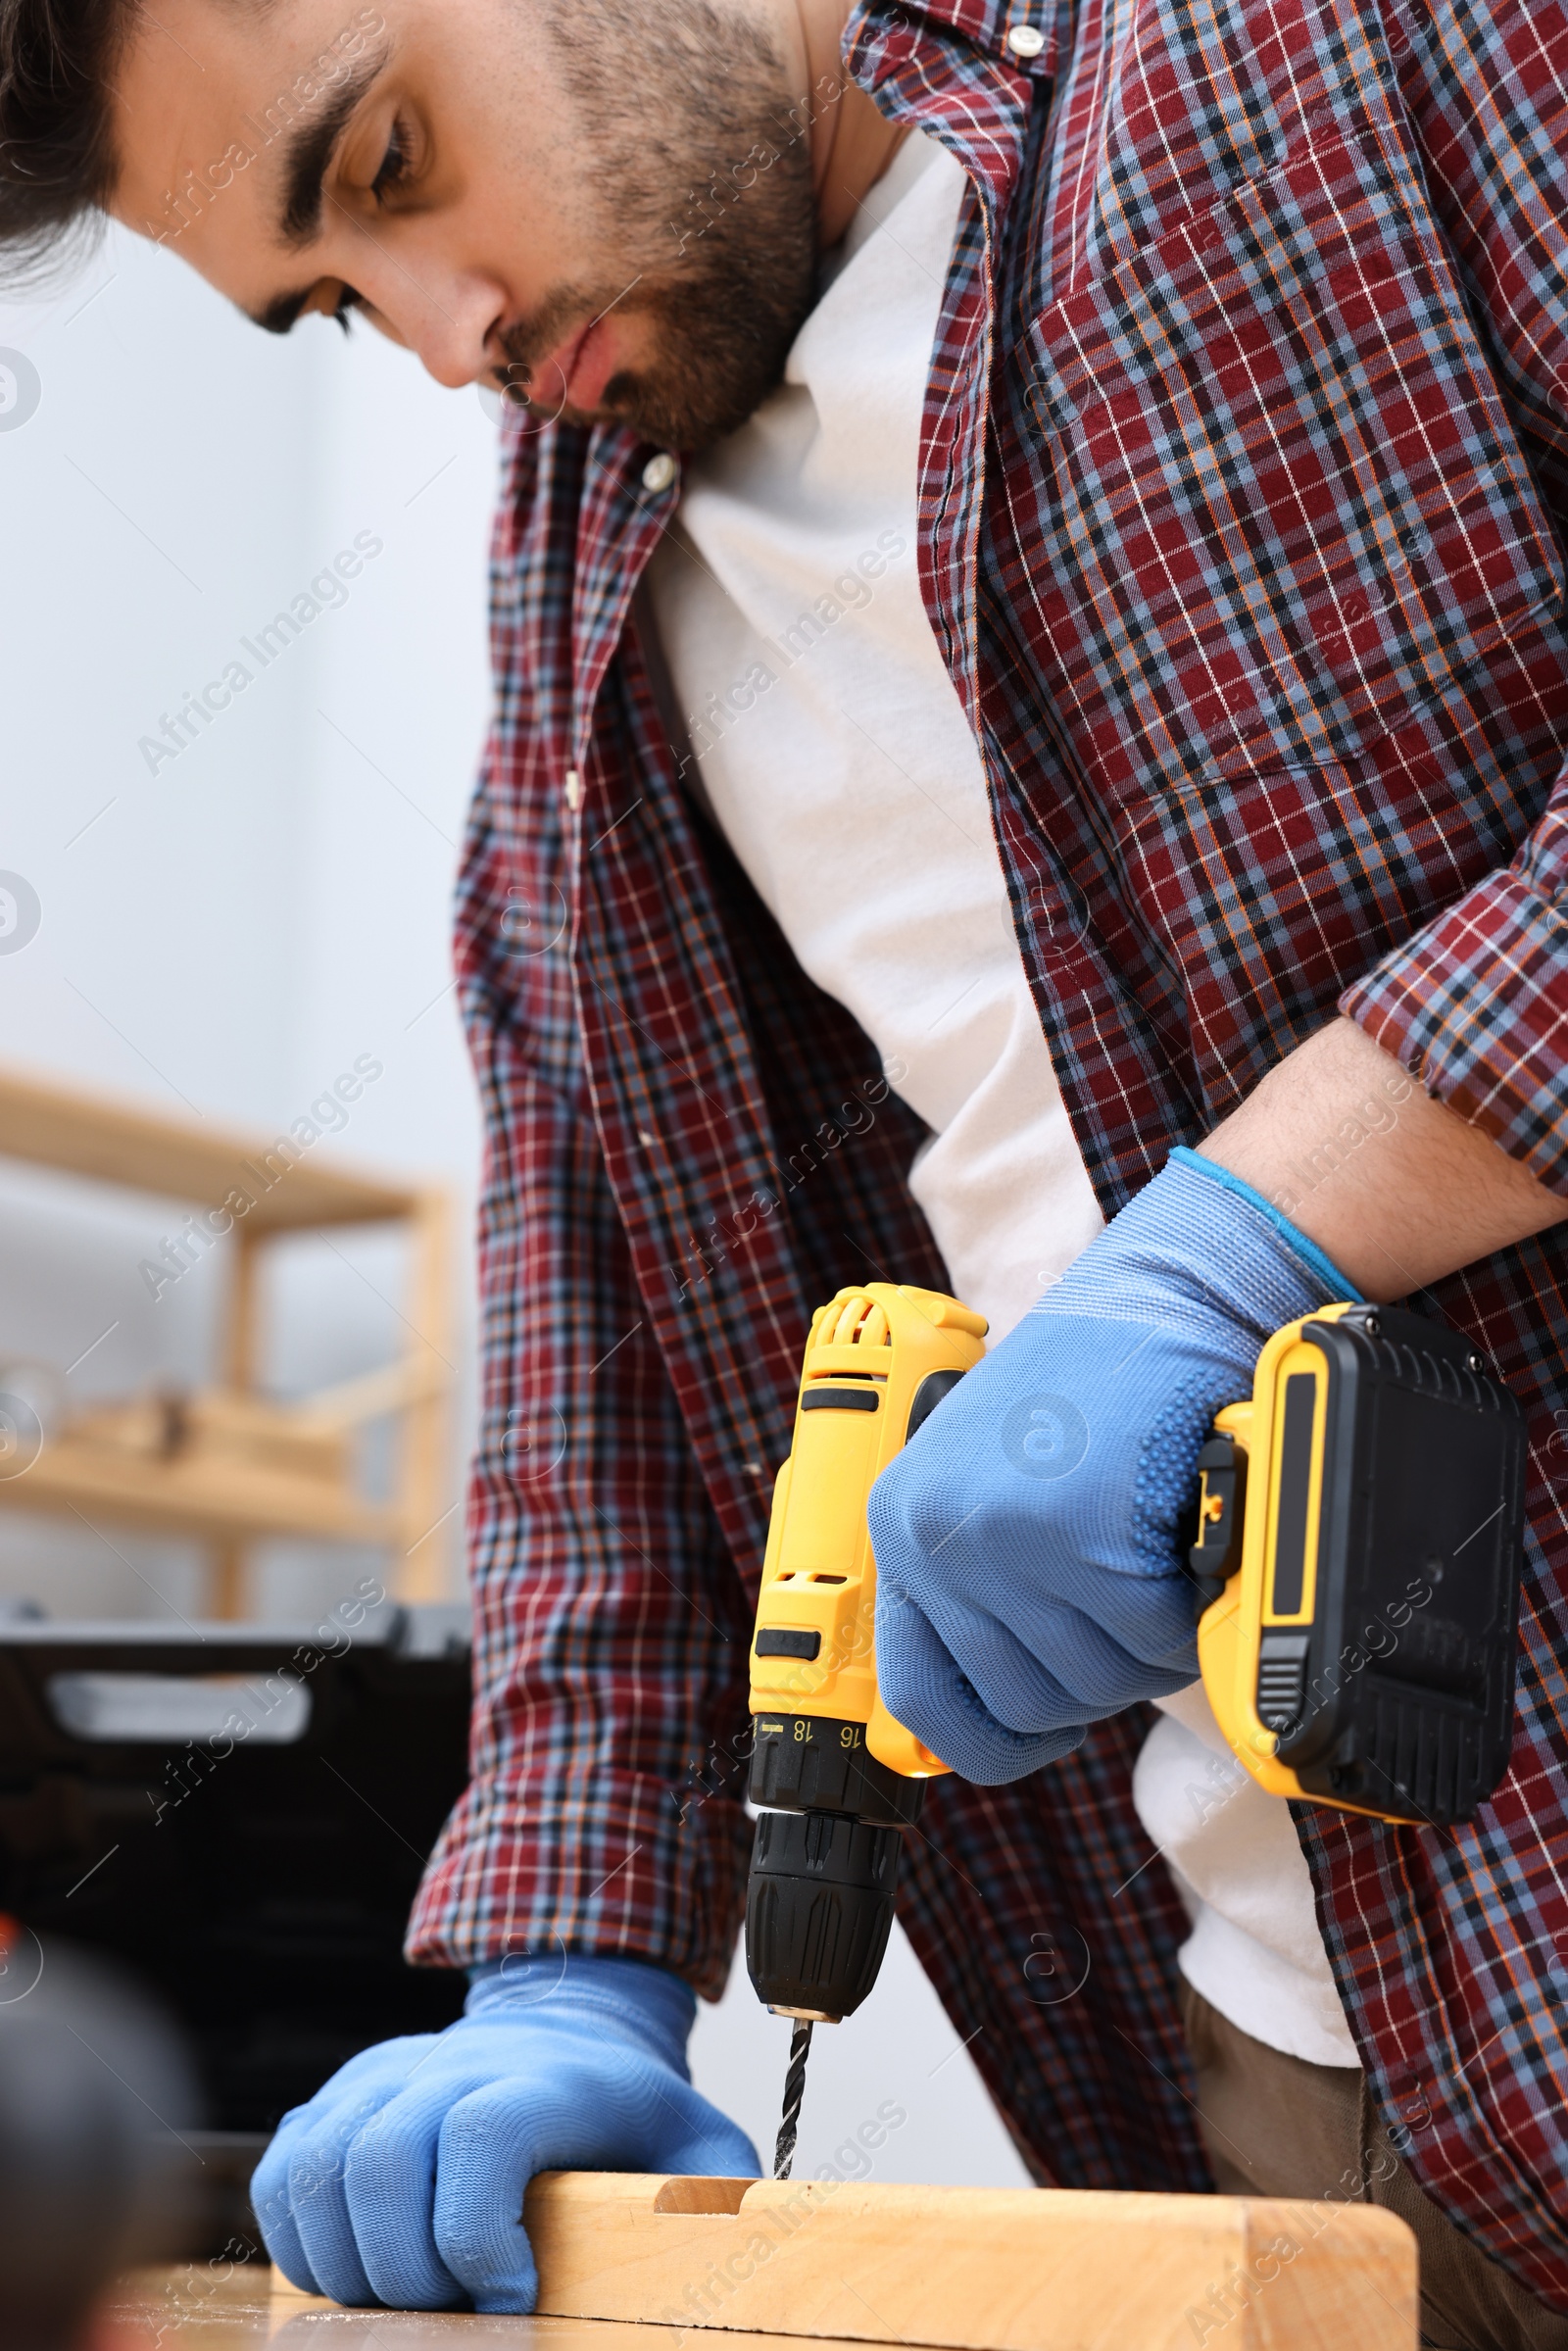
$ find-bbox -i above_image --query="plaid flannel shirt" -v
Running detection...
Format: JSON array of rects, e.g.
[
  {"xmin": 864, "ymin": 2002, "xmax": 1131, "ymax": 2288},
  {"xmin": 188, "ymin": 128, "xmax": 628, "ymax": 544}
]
[{"xmin": 409, "ymin": 0, "xmax": 1568, "ymax": 2304}]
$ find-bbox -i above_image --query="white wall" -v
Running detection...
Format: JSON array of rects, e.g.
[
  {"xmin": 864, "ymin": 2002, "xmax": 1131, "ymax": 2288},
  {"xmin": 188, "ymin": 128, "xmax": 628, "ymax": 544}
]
[
  {"xmin": 0, "ymin": 219, "xmax": 1025, "ymax": 2186},
  {"xmin": 0, "ymin": 219, "xmax": 494, "ymax": 1620}
]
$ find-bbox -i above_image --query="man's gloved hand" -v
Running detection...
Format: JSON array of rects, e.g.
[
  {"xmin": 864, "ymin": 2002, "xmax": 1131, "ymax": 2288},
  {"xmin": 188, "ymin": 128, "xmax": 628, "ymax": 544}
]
[
  {"xmin": 868, "ymin": 1149, "xmax": 1358, "ymax": 1784},
  {"xmin": 251, "ymin": 1953, "xmax": 759, "ymax": 2313}
]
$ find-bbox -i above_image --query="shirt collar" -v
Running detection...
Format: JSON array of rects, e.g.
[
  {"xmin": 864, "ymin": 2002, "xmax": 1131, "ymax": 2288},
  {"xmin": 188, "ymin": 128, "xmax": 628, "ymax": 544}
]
[{"xmin": 846, "ymin": 0, "xmax": 1060, "ymax": 88}]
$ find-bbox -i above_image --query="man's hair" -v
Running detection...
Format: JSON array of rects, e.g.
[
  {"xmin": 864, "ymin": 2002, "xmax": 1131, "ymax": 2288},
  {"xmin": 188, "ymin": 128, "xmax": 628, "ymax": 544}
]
[{"xmin": 0, "ymin": 0, "xmax": 132, "ymax": 286}]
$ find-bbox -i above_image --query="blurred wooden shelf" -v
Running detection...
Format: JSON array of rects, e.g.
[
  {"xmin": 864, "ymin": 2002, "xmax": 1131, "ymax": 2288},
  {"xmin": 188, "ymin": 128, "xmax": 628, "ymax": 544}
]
[
  {"xmin": 0, "ymin": 1061, "xmax": 418, "ymax": 1230},
  {"xmin": 0, "ymin": 1061, "xmax": 455, "ymax": 1615}
]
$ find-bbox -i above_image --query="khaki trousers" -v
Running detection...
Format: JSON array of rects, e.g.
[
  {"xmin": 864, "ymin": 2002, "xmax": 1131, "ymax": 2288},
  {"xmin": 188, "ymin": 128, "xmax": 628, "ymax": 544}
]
[{"xmin": 1181, "ymin": 1984, "xmax": 1568, "ymax": 2351}]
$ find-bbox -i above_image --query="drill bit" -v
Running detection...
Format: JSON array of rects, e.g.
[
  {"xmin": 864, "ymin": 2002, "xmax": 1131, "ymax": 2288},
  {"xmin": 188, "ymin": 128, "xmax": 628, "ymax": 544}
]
[{"xmin": 772, "ymin": 2019, "xmax": 813, "ymax": 2180}]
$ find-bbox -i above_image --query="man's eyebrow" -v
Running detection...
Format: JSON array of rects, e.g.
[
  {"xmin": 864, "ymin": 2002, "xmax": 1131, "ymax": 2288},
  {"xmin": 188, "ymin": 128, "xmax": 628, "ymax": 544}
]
[{"xmin": 275, "ymin": 42, "xmax": 391, "ymax": 247}]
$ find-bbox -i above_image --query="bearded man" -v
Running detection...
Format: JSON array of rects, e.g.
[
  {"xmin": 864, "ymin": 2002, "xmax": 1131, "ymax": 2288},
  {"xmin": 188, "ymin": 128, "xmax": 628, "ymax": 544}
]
[{"xmin": 5, "ymin": 2, "xmax": 1568, "ymax": 2342}]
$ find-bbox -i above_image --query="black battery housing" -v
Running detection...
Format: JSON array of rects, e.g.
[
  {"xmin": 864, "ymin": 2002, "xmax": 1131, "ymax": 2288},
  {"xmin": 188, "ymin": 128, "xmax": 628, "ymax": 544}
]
[{"xmin": 1253, "ymin": 1306, "xmax": 1526, "ymax": 1825}]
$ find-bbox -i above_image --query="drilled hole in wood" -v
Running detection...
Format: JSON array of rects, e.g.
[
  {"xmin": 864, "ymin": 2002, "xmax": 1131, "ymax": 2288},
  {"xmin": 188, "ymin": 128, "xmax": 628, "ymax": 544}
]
[{"xmin": 652, "ymin": 2177, "xmax": 755, "ymax": 2216}]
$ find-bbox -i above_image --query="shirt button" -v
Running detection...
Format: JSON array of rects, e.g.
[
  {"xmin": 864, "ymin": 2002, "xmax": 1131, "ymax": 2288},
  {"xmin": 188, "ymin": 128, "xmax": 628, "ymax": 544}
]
[
  {"xmin": 1005, "ymin": 21, "xmax": 1047, "ymax": 55},
  {"xmin": 642, "ymin": 452, "xmax": 677, "ymax": 493}
]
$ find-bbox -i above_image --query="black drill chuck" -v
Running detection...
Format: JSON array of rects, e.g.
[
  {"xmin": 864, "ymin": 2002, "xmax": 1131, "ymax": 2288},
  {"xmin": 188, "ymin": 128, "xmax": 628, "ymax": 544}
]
[
  {"xmin": 746, "ymin": 1806, "xmax": 904, "ymax": 2021},
  {"xmin": 743, "ymin": 1714, "xmax": 925, "ymax": 2025}
]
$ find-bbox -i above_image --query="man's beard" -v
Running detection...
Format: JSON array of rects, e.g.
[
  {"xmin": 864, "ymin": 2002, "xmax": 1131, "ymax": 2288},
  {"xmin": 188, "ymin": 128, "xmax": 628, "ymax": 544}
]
[{"xmin": 502, "ymin": 0, "xmax": 818, "ymax": 451}]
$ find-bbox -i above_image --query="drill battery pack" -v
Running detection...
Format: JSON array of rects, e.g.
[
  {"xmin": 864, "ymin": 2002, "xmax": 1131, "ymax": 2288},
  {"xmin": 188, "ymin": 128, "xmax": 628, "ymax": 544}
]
[{"xmin": 1191, "ymin": 1302, "xmax": 1527, "ymax": 1827}]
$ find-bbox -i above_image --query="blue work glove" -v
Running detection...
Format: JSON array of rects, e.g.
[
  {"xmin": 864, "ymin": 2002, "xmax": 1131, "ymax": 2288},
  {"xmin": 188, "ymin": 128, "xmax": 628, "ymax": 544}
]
[
  {"xmin": 869, "ymin": 1149, "xmax": 1358, "ymax": 1784},
  {"xmin": 252, "ymin": 1953, "xmax": 759, "ymax": 2313}
]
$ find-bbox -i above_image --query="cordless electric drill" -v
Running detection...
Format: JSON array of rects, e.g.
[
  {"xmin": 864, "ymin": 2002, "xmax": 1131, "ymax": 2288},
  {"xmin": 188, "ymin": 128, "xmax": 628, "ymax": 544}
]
[{"xmin": 743, "ymin": 1284, "xmax": 1526, "ymax": 2173}]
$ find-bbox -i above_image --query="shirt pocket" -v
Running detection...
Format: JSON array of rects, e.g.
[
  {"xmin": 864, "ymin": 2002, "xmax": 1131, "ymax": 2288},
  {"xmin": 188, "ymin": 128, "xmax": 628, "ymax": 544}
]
[{"xmin": 1025, "ymin": 132, "xmax": 1564, "ymax": 788}]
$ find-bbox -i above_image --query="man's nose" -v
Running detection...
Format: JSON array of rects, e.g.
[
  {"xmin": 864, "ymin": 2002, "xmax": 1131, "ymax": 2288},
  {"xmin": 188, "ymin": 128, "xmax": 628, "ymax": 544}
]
[{"xmin": 349, "ymin": 248, "xmax": 504, "ymax": 389}]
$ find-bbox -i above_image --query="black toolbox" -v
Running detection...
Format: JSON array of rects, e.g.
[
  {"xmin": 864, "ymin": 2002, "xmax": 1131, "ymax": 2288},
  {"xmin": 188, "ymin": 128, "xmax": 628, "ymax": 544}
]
[{"xmin": 0, "ymin": 1600, "xmax": 471, "ymax": 2245}]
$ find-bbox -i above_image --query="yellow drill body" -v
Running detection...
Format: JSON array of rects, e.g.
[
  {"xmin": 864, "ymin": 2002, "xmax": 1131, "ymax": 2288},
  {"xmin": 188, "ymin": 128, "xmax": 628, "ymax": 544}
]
[{"xmin": 747, "ymin": 1282, "xmax": 987, "ymax": 1780}]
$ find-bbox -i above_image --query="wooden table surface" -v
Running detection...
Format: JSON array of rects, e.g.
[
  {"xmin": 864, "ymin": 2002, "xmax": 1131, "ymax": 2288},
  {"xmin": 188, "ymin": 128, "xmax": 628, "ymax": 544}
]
[{"xmin": 105, "ymin": 2267, "xmax": 869, "ymax": 2350}]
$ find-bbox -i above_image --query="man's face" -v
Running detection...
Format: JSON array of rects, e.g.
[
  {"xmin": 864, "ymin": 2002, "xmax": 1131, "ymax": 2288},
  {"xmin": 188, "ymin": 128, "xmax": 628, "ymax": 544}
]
[{"xmin": 109, "ymin": 0, "xmax": 818, "ymax": 449}]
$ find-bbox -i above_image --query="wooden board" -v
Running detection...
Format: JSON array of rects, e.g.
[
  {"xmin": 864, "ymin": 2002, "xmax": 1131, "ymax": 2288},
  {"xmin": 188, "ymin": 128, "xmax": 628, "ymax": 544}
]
[
  {"xmin": 522, "ymin": 2172, "xmax": 1417, "ymax": 2350},
  {"xmin": 109, "ymin": 2170, "xmax": 1419, "ymax": 2350}
]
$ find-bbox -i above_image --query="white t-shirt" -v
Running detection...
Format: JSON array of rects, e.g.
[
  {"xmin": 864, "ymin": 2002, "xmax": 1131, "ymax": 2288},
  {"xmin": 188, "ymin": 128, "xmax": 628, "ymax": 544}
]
[{"xmin": 644, "ymin": 129, "xmax": 1358, "ymax": 2071}]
